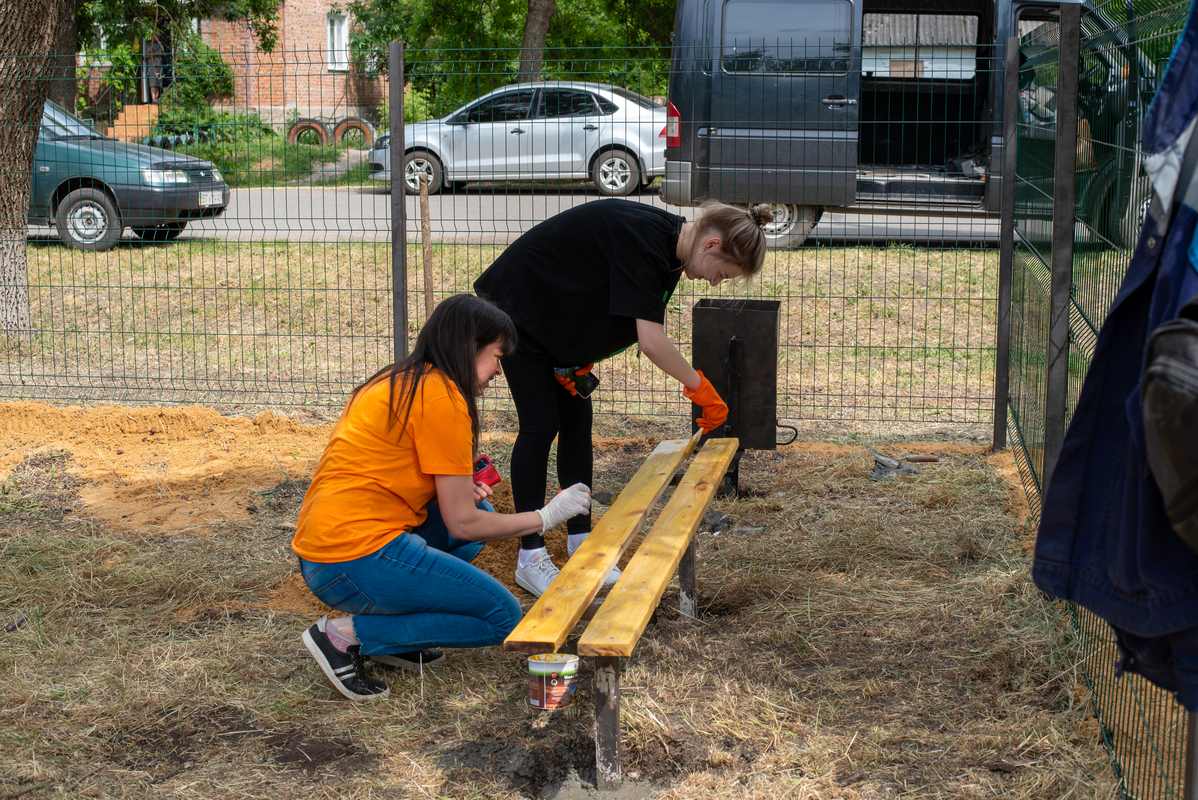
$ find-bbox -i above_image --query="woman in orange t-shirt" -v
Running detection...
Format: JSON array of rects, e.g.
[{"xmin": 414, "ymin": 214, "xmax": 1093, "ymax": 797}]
[{"xmin": 293, "ymin": 295, "xmax": 591, "ymax": 702}]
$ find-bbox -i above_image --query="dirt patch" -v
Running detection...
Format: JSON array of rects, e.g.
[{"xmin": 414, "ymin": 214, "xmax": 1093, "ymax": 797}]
[{"xmin": 0, "ymin": 401, "xmax": 1114, "ymax": 799}]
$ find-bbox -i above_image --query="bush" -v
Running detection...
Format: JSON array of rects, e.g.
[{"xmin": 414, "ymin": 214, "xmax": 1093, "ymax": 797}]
[
  {"xmin": 158, "ymin": 35, "xmax": 235, "ymax": 115},
  {"xmin": 377, "ymin": 84, "xmax": 436, "ymax": 132},
  {"xmin": 152, "ymin": 108, "xmax": 276, "ymax": 145}
]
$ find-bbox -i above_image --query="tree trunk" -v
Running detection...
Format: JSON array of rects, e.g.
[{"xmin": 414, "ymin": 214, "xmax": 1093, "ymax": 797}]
[
  {"xmin": 517, "ymin": 0, "xmax": 557, "ymax": 83},
  {"xmin": 48, "ymin": 9, "xmax": 78, "ymax": 111},
  {"xmin": 0, "ymin": 0, "xmax": 76, "ymax": 333}
]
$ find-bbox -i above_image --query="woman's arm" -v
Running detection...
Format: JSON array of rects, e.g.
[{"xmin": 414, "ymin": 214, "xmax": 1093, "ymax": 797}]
[
  {"xmin": 636, "ymin": 318, "xmax": 701, "ymax": 391},
  {"xmin": 434, "ymin": 474, "xmax": 546, "ymax": 541}
]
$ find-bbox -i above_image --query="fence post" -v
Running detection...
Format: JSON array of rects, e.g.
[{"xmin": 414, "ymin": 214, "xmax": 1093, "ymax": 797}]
[
  {"xmin": 389, "ymin": 41, "xmax": 408, "ymax": 361},
  {"xmin": 1187, "ymin": 711, "xmax": 1198, "ymax": 800},
  {"xmin": 993, "ymin": 36, "xmax": 1021, "ymax": 451},
  {"xmin": 1042, "ymin": 5, "xmax": 1080, "ymax": 491}
]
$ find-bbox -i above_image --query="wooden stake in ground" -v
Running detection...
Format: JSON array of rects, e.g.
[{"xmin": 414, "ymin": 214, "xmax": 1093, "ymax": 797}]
[{"xmin": 419, "ymin": 173, "xmax": 434, "ymax": 316}]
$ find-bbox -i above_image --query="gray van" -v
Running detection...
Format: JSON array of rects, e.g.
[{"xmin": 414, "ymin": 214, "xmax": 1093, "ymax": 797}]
[{"xmin": 663, "ymin": 0, "xmax": 1152, "ymax": 247}]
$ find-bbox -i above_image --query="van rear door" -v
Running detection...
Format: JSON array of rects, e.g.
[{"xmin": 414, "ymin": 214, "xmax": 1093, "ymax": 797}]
[{"xmin": 708, "ymin": 0, "xmax": 859, "ymax": 208}]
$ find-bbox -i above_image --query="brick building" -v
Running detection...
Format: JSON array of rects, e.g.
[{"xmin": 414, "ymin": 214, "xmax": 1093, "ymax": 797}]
[{"xmin": 200, "ymin": 2, "xmax": 386, "ymax": 130}]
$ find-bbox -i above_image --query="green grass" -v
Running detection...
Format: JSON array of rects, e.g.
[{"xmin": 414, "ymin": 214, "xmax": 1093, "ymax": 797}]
[{"xmin": 173, "ymin": 139, "xmax": 350, "ymax": 188}]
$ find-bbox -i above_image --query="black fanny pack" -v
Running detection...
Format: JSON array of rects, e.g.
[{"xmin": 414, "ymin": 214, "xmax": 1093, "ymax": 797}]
[{"xmin": 1142, "ymin": 293, "xmax": 1198, "ymax": 552}]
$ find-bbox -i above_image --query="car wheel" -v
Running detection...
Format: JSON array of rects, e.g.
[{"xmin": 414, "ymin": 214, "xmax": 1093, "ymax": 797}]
[
  {"xmin": 132, "ymin": 221, "xmax": 187, "ymax": 242},
  {"xmin": 760, "ymin": 204, "xmax": 822, "ymax": 250},
  {"xmin": 403, "ymin": 151, "xmax": 443, "ymax": 195},
  {"xmin": 57, "ymin": 188, "xmax": 122, "ymax": 251},
  {"xmin": 593, "ymin": 149, "xmax": 638, "ymax": 197}
]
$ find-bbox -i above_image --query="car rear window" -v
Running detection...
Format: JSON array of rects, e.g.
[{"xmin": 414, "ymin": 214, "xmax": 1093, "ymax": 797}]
[{"xmin": 607, "ymin": 87, "xmax": 658, "ymax": 110}]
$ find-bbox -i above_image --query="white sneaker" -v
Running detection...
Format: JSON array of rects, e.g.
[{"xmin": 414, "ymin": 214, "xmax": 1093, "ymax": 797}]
[
  {"xmin": 567, "ymin": 536, "xmax": 622, "ymax": 586},
  {"xmin": 515, "ymin": 550, "xmax": 561, "ymax": 597}
]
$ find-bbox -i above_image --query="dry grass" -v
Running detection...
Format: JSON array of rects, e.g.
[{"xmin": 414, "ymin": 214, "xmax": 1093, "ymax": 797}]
[
  {"xmin": 0, "ymin": 436, "xmax": 1117, "ymax": 799},
  {"xmin": 12, "ymin": 241, "xmax": 996, "ymax": 430}
]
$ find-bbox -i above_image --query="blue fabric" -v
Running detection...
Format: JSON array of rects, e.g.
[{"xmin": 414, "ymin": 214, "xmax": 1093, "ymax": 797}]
[
  {"xmin": 1189, "ymin": 225, "xmax": 1198, "ymax": 275},
  {"xmin": 298, "ymin": 501, "xmax": 523, "ymax": 655},
  {"xmin": 1032, "ymin": 2, "xmax": 1198, "ymax": 710}
]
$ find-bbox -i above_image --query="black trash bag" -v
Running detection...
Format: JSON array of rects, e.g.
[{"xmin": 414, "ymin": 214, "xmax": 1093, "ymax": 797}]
[{"xmin": 1143, "ymin": 294, "xmax": 1198, "ymax": 552}]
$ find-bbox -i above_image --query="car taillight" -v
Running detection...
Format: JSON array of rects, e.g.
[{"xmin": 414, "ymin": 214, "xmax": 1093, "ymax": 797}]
[{"xmin": 666, "ymin": 101, "xmax": 680, "ymax": 148}]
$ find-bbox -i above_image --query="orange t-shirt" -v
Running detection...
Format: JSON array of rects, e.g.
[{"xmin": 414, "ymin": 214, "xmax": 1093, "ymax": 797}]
[{"xmin": 292, "ymin": 368, "xmax": 474, "ymax": 562}]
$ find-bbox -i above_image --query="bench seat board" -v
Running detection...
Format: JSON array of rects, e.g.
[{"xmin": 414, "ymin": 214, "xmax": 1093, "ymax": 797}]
[
  {"xmin": 503, "ymin": 438, "xmax": 697, "ymax": 654},
  {"xmin": 578, "ymin": 437, "xmax": 739, "ymax": 657}
]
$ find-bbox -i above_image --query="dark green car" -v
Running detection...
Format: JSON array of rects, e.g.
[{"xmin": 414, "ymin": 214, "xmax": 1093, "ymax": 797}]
[{"xmin": 28, "ymin": 100, "xmax": 231, "ymax": 251}]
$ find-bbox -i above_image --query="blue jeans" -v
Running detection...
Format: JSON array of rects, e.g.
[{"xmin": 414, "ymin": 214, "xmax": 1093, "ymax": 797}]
[{"xmin": 298, "ymin": 501, "xmax": 522, "ymax": 656}]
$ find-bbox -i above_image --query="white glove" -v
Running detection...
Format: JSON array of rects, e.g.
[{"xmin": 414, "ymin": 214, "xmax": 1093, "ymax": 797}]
[{"xmin": 536, "ymin": 483, "xmax": 591, "ymax": 533}]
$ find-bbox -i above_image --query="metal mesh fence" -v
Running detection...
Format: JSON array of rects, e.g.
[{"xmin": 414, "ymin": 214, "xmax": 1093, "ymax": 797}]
[
  {"xmin": 1006, "ymin": 0, "xmax": 1194, "ymax": 796},
  {"xmin": 3, "ymin": 37, "xmax": 999, "ymax": 428}
]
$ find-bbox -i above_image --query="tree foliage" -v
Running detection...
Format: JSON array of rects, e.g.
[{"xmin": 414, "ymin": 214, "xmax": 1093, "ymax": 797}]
[
  {"xmin": 78, "ymin": 0, "xmax": 281, "ymax": 53},
  {"xmin": 337, "ymin": 0, "xmax": 671, "ymax": 117}
]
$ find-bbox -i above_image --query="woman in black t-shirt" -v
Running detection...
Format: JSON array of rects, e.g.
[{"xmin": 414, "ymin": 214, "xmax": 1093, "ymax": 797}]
[{"xmin": 474, "ymin": 199, "xmax": 771, "ymax": 597}]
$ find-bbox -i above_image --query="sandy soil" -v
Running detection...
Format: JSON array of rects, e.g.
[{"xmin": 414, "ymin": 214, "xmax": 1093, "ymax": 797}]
[{"xmin": 3, "ymin": 400, "xmax": 1021, "ymax": 616}]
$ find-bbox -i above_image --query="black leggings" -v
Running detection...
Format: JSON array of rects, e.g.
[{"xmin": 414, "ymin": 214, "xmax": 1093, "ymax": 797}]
[{"xmin": 502, "ymin": 349, "xmax": 593, "ymax": 549}]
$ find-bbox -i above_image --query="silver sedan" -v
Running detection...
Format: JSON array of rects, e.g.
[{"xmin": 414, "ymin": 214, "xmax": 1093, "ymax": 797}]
[{"xmin": 370, "ymin": 82, "xmax": 666, "ymax": 197}]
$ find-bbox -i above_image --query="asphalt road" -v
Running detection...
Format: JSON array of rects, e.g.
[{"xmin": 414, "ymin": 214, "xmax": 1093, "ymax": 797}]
[{"xmin": 31, "ymin": 184, "xmax": 1000, "ymax": 247}]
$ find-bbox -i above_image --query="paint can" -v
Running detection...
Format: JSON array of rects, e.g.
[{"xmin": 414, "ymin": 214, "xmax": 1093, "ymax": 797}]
[{"xmin": 528, "ymin": 653, "xmax": 579, "ymax": 710}]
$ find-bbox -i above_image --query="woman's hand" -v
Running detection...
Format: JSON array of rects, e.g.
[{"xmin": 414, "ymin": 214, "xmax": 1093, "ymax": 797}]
[
  {"xmin": 537, "ymin": 483, "xmax": 592, "ymax": 533},
  {"xmin": 473, "ymin": 480, "xmax": 494, "ymax": 504},
  {"xmin": 683, "ymin": 370, "xmax": 729, "ymax": 432}
]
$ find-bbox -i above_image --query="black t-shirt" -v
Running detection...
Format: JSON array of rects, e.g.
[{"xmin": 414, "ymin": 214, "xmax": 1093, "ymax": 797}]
[{"xmin": 474, "ymin": 200, "xmax": 685, "ymax": 366}]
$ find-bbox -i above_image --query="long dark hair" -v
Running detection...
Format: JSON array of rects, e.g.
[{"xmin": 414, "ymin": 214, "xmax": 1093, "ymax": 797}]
[{"xmin": 350, "ymin": 294, "xmax": 517, "ymax": 449}]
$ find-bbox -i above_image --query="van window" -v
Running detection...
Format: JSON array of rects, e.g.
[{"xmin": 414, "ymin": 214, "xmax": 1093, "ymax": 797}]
[{"xmin": 721, "ymin": 0, "xmax": 852, "ymax": 74}]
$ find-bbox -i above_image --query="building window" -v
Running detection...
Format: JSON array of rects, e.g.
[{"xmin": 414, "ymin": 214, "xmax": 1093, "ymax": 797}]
[{"xmin": 327, "ymin": 13, "xmax": 349, "ymax": 71}]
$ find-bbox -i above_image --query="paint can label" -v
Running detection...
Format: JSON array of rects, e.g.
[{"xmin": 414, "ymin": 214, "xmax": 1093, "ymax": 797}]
[{"xmin": 528, "ymin": 653, "xmax": 579, "ymax": 710}]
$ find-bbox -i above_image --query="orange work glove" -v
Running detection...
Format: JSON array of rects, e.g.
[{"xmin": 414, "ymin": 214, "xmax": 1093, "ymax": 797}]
[
  {"xmin": 683, "ymin": 370, "xmax": 728, "ymax": 433},
  {"xmin": 554, "ymin": 364, "xmax": 595, "ymax": 397}
]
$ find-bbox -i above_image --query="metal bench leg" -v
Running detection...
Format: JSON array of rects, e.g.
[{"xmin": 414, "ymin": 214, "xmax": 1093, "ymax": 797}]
[
  {"xmin": 595, "ymin": 656, "xmax": 621, "ymax": 790},
  {"xmin": 679, "ymin": 537, "xmax": 698, "ymax": 618}
]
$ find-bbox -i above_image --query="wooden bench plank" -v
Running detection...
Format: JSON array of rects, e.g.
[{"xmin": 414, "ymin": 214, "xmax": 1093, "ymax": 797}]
[
  {"xmin": 578, "ymin": 438, "xmax": 739, "ymax": 657},
  {"xmin": 503, "ymin": 437, "xmax": 698, "ymax": 654}
]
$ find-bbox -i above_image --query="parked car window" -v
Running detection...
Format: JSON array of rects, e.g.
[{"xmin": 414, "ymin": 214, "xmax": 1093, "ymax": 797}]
[
  {"xmin": 608, "ymin": 86, "xmax": 658, "ymax": 109},
  {"xmin": 42, "ymin": 101, "xmax": 100, "ymax": 139},
  {"xmin": 464, "ymin": 90, "xmax": 536, "ymax": 123},
  {"xmin": 539, "ymin": 89, "xmax": 598, "ymax": 118},
  {"xmin": 722, "ymin": 0, "xmax": 852, "ymax": 74},
  {"xmin": 596, "ymin": 97, "xmax": 619, "ymax": 114}
]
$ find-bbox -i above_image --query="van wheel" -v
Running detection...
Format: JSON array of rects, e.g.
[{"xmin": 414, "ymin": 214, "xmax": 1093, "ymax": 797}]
[
  {"xmin": 593, "ymin": 149, "xmax": 638, "ymax": 196},
  {"xmin": 761, "ymin": 204, "xmax": 822, "ymax": 250},
  {"xmin": 57, "ymin": 188, "xmax": 122, "ymax": 251},
  {"xmin": 403, "ymin": 151, "xmax": 443, "ymax": 195}
]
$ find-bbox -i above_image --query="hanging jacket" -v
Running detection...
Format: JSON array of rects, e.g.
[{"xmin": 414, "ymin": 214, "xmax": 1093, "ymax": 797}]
[{"xmin": 1031, "ymin": 0, "xmax": 1198, "ymax": 709}]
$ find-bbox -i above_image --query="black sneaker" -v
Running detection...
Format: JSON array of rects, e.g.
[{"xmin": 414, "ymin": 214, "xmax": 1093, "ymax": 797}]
[
  {"xmin": 301, "ymin": 618, "xmax": 390, "ymax": 701},
  {"xmin": 371, "ymin": 649, "xmax": 447, "ymax": 671}
]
